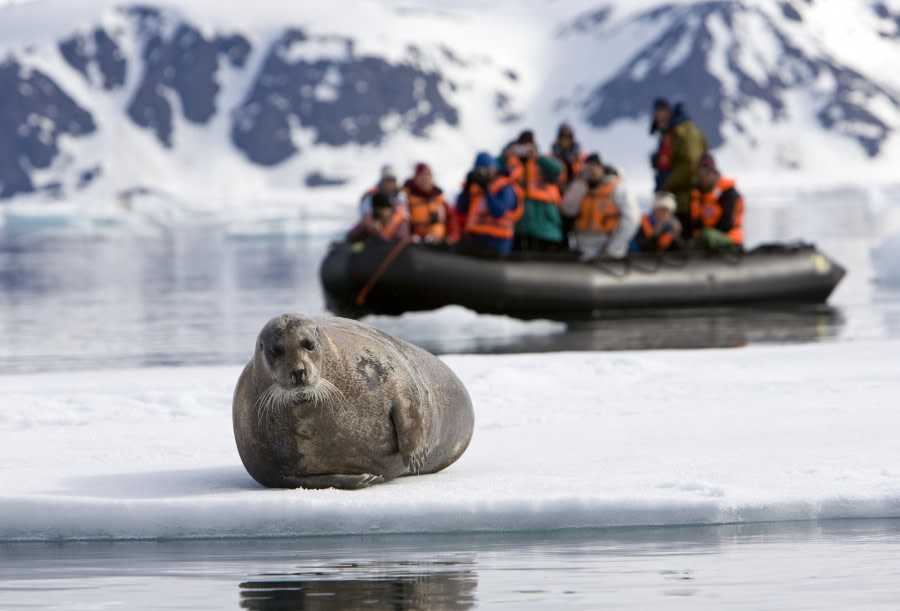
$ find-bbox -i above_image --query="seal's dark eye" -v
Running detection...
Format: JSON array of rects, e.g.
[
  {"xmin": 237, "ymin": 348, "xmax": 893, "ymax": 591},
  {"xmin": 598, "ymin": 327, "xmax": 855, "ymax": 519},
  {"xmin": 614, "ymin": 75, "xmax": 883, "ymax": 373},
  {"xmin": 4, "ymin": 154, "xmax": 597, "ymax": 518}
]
[
  {"xmin": 300, "ymin": 338, "xmax": 315, "ymax": 351},
  {"xmin": 270, "ymin": 344, "xmax": 285, "ymax": 358}
]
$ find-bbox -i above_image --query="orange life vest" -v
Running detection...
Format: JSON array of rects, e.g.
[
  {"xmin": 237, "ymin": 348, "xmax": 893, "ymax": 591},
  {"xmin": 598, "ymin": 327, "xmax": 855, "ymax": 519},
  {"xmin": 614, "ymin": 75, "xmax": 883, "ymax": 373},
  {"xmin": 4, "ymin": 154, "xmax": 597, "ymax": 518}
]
[
  {"xmin": 405, "ymin": 189, "xmax": 447, "ymax": 240},
  {"xmin": 464, "ymin": 176, "xmax": 524, "ymax": 240},
  {"xmin": 690, "ymin": 177, "xmax": 744, "ymax": 244},
  {"xmin": 361, "ymin": 187, "xmax": 408, "ymax": 240},
  {"xmin": 505, "ymin": 156, "xmax": 539, "ymax": 192},
  {"xmin": 574, "ymin": 176, "xmax": 620, "ymax": 233},
  {"xmin": 638, "ymin": 215, "xmax": 677, "ymax": 251},
  {"xmin": 377, "ymin": 206, "xmax": 408, "ymax": 240}
]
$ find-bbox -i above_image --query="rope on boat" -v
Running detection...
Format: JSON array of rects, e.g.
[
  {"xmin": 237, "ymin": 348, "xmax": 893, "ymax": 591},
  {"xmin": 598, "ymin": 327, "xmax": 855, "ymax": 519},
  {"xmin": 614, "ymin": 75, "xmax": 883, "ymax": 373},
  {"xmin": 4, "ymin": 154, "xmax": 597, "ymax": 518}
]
[{"xmin": 354, "ymin": 238, "xmax": 412, "ymax": 307}]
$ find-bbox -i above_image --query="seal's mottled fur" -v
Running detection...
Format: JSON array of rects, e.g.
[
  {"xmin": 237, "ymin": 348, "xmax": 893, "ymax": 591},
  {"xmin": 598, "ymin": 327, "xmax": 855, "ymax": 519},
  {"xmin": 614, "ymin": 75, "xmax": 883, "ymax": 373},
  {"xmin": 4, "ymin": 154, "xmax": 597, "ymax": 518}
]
[{"xmin": 233, "ymin": 314, "xmax": 474, "ymax": 489}]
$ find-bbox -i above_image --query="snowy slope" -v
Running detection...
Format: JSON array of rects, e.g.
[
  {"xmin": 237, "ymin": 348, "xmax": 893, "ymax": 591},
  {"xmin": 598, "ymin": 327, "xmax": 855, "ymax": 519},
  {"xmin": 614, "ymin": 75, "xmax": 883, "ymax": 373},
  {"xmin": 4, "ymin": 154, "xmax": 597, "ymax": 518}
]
[{"xmin": 0, "ymin": 0, "xmax": 899, "ymax": 216}]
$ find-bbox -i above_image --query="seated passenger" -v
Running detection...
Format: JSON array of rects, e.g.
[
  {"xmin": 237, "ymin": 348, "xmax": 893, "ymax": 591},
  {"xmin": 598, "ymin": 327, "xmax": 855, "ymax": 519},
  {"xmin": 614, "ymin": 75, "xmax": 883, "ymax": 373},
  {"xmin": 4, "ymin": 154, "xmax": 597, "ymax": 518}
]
[
  {"xmin": 402, "ymin": 163, "xmax": 456, "ymax": 244},
  {"xmin": 513, "ymin": 156, "xmax": 564, "ymax": 253},
  {"xmin": 561, "ymin": 153, "xmax": 639, "ymax": 260},
  {"xmin": 689, "ymin": 154, "xmax": 744, "ymax": 253},
  {"xmin": 502, "ymin": 129, "xmax": 540, "ymax": 189},
  {"xmin": 631, "ymin": 191, "xmax": 683, "ymax": 253},
  {"xmin": 456, "ymin": 151, "xmax": 524, "ymax": 257},
  {"xmin": 548, "ymin": 122, "xmax": 586, "ymax": 193},
  {"xmin": 359, "ymin": 164, "xmax": 409, "ymax": 237},
  {"xmin": 345, "ymin": 192, "xmax": 410, "ymax": 242}
]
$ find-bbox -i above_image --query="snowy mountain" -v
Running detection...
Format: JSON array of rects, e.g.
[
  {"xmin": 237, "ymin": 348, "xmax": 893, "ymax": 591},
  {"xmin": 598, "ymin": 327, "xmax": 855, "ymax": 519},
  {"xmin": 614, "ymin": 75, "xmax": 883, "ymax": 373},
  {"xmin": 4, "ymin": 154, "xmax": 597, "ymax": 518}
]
[{"xmin": 1, "ymin": 0, "xmax": 899, "ymax": 213}]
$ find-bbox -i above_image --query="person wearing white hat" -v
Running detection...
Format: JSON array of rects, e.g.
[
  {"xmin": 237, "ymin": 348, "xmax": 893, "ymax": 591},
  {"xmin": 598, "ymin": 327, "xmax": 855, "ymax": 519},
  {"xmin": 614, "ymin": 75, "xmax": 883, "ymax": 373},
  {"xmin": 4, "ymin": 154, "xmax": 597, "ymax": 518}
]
[{"xmin": 631, "ymin": 191, "xmax": 683, "ymax": 252}]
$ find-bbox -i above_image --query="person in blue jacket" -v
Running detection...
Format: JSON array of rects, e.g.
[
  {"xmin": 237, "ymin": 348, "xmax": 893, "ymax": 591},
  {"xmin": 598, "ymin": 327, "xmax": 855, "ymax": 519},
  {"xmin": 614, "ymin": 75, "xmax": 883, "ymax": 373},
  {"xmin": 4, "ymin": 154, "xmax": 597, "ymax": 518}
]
[{"xmin": 455, "ymin": 152, "xmax": 523, "ymax": 257}]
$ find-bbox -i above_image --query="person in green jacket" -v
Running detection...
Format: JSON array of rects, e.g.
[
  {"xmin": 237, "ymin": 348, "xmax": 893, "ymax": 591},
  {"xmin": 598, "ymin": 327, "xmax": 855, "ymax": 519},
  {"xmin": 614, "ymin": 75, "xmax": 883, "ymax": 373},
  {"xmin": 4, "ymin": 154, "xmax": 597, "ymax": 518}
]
[
  {"xmin": 513, "ymin": 156, "xmax": 565, "ymax": 253},
  {"xmin": 651, "ymin": 100, "xmax": 708, "ymax": 238}
]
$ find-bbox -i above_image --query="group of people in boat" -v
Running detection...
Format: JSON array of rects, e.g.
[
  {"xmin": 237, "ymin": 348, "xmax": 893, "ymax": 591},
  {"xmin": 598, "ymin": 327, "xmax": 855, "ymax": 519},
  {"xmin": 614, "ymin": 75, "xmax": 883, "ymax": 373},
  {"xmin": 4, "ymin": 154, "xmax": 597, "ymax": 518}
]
[{"xmin": 345, "ymin": 97, "xmax": 744, "ymax": 259}]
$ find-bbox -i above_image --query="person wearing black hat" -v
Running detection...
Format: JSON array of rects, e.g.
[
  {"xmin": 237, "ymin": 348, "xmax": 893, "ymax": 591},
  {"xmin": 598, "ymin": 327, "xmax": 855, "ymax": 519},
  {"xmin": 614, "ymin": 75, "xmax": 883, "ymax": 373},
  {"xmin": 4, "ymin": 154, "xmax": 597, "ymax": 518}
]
[
  {"xmin": 649, "ymin": 99, "xmax": 709, "ymax": 237},
  {"xmin": 561, "ymin": 153, "xmax": 639, "ymax": 260},
  {"xmin": 688, "ymin": 154, "xmax": 744, "ymax": 253}
]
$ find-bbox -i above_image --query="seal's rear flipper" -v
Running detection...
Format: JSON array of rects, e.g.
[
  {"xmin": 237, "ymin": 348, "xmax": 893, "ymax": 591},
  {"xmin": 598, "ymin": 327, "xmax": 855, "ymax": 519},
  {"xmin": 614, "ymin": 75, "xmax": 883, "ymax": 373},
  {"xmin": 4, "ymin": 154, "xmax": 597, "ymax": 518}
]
[{"xmin": 280, "ymin": 473, "xmax": 385, "ymax": 490}]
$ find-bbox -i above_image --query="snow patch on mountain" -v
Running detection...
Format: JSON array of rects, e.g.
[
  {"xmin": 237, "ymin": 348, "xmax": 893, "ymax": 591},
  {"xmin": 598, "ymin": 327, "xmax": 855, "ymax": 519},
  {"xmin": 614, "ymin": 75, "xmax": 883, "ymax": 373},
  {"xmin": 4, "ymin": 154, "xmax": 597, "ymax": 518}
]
[{"xmin": 0, "ymin": 0, "xmax": 898, "ymax": 218}]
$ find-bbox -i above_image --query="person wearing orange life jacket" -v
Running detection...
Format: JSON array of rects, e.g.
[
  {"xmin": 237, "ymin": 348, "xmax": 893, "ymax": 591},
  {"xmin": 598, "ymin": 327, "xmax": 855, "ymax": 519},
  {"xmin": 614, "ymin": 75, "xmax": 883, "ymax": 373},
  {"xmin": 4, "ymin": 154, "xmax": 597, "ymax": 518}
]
[
  {"xmin": 456, "ymin": 151, "xmax": 524, "ymax": 257},
  {"xmin": 630, "ymin": 191, "xmax": 683, "ymax": 253},
  {"xmin": 513, "ymin": 155, "xmax": 564, "ymax": 253},
  {"xmin": 402, "ymin": 162, "xmax": 457, "ymax": 244},
  {"xmin": 345, "ymin": 191, "xmax": 410, "ymax": 242},
  {"xmin": 358, "ymin": 164, "xmax": 409, "ymax": 237},
  {"xmin": 689, "ymin": 154, "xmax": 744, "ymax": 253},
  {"xmin": 561, "ymin": 153, "xmax": 639, "ymax": 260}
]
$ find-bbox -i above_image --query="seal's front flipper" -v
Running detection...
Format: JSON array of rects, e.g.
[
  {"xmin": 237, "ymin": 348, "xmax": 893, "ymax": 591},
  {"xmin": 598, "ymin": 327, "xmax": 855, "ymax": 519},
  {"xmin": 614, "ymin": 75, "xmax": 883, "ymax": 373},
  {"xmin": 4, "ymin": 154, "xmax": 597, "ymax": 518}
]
[
  {"xmin": 280, "ymin": 473, "xmax": 384, "ymax": 490},
  {"xmin": 390, "ymin": 401, "xmax": 428, "ymax": 474}
]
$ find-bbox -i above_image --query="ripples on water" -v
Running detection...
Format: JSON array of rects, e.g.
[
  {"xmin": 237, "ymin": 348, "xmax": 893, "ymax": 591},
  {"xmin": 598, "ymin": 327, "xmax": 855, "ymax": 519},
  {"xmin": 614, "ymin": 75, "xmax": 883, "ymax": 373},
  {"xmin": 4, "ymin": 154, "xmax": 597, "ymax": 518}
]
[{"xmin": 1, "ymin": 521, "xmax": 899, "ymax": 609}]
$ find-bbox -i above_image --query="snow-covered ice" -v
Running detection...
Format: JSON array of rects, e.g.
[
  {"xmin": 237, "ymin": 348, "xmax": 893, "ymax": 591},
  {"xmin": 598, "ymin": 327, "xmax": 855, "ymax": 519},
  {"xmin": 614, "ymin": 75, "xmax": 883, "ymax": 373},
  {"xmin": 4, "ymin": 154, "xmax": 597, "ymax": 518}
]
[{"xmin": 2, "ymin": 338, "xmax": 898, "ymax": 541}]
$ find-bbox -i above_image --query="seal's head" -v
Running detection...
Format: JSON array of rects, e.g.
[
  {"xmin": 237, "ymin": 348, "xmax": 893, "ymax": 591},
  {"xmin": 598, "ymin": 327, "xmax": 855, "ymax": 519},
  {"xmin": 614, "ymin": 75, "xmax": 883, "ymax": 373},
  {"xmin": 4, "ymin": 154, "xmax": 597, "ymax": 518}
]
[{"xmin": 256, "ymin": 314, "xmax": 328, "ymax": 402}]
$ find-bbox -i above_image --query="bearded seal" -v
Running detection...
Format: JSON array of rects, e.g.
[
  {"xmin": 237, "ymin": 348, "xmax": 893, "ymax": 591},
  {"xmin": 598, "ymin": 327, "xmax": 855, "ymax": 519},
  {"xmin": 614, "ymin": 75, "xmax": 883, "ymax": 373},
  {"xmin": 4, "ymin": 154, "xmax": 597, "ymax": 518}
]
[{"xmin": 232, "ymin": 313, "xmax": 474, "ymax": 489}]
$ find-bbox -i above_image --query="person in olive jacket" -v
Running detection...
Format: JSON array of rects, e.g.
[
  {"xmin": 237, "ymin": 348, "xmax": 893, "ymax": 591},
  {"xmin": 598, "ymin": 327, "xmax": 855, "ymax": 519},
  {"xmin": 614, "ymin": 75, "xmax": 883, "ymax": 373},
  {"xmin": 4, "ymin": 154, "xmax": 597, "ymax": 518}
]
[{"xmin": 651, "ymin": 99, "xmax": 709, "ymax": 237}]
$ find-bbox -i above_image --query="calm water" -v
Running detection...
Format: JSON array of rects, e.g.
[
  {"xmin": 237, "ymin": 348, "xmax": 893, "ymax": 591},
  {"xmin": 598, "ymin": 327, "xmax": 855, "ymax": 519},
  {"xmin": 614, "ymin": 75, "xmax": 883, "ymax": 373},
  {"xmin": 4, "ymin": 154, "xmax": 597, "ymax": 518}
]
[
  {"xmin": 1, "ymin": 191, "xmax": 900, "ymax": 608},
  {"xmin": 1, "ymin": 522, "xmax": 899, "ymax": 609},
  {"xmin": 2, "ymin": 191, "xmax": 899, "ymax": 374}
]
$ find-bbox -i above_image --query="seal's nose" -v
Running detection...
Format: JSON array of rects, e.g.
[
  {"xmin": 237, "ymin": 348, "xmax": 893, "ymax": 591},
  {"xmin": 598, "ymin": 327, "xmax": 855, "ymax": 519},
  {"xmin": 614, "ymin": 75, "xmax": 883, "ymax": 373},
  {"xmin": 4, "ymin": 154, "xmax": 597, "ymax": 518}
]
[{"xmin": 292, "ymin": 368, "xmax": 307, "ymax": 385}]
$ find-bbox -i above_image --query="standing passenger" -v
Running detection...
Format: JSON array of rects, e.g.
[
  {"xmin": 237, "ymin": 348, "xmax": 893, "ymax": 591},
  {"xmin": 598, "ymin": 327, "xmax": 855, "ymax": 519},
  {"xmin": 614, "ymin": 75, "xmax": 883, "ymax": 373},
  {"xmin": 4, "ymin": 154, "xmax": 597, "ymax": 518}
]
[
  {"xmin": 456, "ymin": 152, "xmax": 524, "ymax": 257},
  {"xmin": 650, "ymin": 99, "xmax": 708, "ymax": 237},
  {"xmin": 561, "ymin": 154, "xmax": 639, "ymax": 260}
]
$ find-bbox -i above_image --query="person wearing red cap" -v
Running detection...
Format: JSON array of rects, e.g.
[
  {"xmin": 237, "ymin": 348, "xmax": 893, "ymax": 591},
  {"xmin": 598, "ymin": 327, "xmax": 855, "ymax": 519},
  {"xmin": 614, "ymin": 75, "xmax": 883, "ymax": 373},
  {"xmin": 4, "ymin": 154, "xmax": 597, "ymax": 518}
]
[
  {"xmin": 402, "ymin": 163, "xmax": 457, "ymax": 244},
  {"xmin": 689, "ymin": 154, "xmax": 744, "ymax": 252}
]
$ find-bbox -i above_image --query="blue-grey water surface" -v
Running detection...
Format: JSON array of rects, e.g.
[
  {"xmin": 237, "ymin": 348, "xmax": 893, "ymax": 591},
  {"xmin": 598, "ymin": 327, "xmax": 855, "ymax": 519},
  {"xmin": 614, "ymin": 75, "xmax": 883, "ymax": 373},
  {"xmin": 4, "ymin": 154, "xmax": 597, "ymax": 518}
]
[
  {"xmin": 1, "ymin": 205, "xmax": 898, "ymax": 374},
  {"xmin": 1, "ymin": 190, "xmax": 900, "ymax": 608},
  {"xmin": 1, "ymin": 521, "xmax": 899, "ymax": 609}
]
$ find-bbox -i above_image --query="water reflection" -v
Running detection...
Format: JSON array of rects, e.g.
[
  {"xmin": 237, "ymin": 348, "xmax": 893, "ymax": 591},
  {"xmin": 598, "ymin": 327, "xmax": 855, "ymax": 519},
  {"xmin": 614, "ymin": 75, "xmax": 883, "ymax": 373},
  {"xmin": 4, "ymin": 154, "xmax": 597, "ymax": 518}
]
[
  {"xmin": 3, "ymin": 521, "xmax": 899, "ymax": 609},
  {"xmin": 240, "ymin": 561, "xmax": 477, "ymax": 609},
  {"xmin": 411, "ymin": 305, "xmax": 844, "ymax": 354}
]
